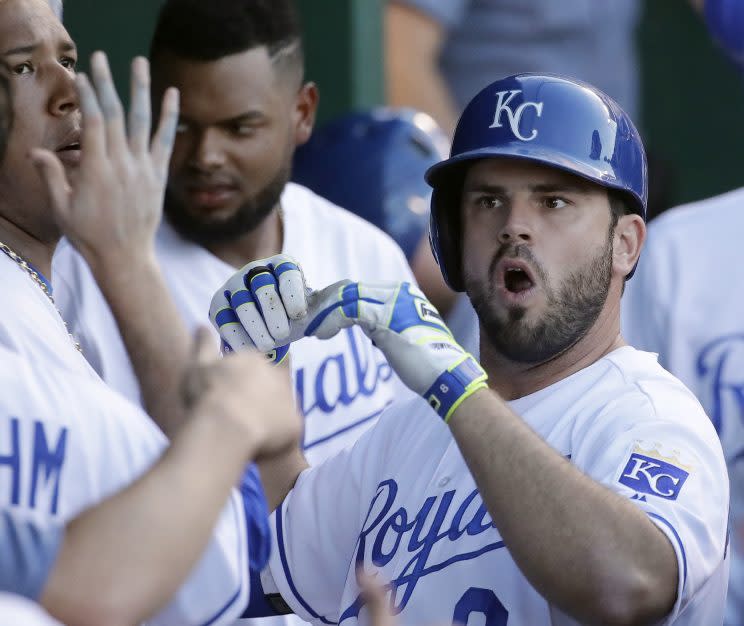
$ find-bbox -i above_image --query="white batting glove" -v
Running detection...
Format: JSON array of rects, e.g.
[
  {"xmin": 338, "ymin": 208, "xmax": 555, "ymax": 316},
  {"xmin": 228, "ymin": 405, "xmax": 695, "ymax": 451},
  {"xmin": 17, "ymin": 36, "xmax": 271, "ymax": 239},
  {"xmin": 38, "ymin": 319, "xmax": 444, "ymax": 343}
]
[
  {"xmin": 211, "ymin": 272, "xmax": 487, "ymax": 421},
  {"xmin": 208, "ymin": 254, "xmax": 308, "ymax": 365}
]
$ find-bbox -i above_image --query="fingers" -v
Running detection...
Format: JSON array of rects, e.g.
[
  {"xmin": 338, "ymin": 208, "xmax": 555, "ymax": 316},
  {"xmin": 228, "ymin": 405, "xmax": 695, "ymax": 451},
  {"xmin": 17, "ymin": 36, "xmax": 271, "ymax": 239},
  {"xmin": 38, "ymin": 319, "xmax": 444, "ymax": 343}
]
[
  {"xmin": 209, "ymin": 287, "xmax": 257, "ymax": 353},
  {"xmin": 89, "ymin": 52, "xmax": 128, "ymax": 157},
  {"xmin": 273, "ymin": 259, "xmax": 308, "ymax": 319},
  {"xmin": 246, "ymin": 266, "xmax": 291, "ymax": 343},
  {"xmin": 128, "ymin": 57, "xmax": 151, "ymax": 155},
  {"xmin": 150, "ymin": 86, "xmax": 179, "ymax": 178},
  {"xmin": 357, "ymin": 570, "xmax": 396, "ymax": 626},
  {"xmin": 30, "ymin": 149, "xmax": 71, "ymax": 219},
  {"xmin": 192, "ymin": 326, "xmax": 218, "ymax": 367},
  {"xmin": 76, "ymin": 72, "xmax": 105, "ymax": 164}
]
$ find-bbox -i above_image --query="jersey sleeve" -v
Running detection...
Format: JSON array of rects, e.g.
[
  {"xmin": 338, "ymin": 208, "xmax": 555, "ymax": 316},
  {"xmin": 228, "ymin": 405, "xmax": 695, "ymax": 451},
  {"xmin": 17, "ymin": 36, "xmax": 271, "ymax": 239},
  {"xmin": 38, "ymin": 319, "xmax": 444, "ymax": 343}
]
[
  {"xmin": 571, "ymin": 386, "xmax": 729, "ymax": 622},
  {"xmin": 0, "ymin": 511, "xmax": 63, "ymax": 600},
  {"xmin": 147, "ymin": 490, "xmax": 251, "ymax": 626},
  {"xmin": 264, "ymin": 406, "xmax": 403, "ymax": 625}
]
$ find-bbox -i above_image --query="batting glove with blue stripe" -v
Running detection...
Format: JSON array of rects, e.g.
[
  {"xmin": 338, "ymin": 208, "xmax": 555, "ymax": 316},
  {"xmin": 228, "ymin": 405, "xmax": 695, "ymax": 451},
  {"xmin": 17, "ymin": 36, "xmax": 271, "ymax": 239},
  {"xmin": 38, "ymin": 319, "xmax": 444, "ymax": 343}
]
[
  {"xmin": 209, "ymin": 254, "xmax": 308, "ymax": 366},
  {"xmin": 211, "ymin": 265, "xmax": 487, "ymax": 422}
]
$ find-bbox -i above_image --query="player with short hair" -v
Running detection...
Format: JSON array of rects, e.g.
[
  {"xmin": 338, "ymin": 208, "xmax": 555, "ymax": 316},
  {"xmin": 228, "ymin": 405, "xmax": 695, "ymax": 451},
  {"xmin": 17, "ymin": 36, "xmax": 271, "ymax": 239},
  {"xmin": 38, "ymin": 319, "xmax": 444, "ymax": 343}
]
[
  {"xmin": 212, "ymin": 74, "xmax": 729, "ymax": 625},
  {"xmin": 0, "ymin": 1, "xmax": 301, "ymax": 624},
  {"xmin": 53, "ymin": 0, "xmax": 416, "ymax": 461}
]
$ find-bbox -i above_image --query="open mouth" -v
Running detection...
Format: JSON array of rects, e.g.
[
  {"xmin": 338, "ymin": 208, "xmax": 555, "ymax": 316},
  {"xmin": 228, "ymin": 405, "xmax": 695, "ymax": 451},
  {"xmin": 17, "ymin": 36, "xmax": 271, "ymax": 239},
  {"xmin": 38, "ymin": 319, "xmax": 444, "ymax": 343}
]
[
  {"xmin": 503, "ymin": 266, "xmax": 535, "ymax": 294},
  {"xmin": 57, "ymin": 142, "xmax": 80, "ymax": 152}
]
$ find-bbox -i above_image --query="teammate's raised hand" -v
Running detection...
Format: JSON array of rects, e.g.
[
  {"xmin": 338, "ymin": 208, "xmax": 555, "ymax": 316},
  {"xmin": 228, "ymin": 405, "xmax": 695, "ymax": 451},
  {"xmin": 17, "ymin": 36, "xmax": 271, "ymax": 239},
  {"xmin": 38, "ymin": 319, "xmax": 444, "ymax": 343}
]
[
  {"xmin": 31, "ymin": 52, "xmax": 179, "ymax": 271},
  {"xmin": 209, "ymin": 254, "xmax": 308, "ymax": 364},
  {"xmin": 182, "ymin": 327, "xmax": 302, "ymax": 461}
]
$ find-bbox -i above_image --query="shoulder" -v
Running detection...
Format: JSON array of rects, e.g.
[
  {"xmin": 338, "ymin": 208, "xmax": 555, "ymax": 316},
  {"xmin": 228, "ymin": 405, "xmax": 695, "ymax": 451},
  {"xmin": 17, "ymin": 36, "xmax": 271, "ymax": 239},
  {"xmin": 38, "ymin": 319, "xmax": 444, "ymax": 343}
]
[
  {"xmin": 646, "ymin": 187, "xmax": 744, "ymax": 246},
  {"xmin": 585, "ymin": 347, "xmax": 721, "ymax": 453}
]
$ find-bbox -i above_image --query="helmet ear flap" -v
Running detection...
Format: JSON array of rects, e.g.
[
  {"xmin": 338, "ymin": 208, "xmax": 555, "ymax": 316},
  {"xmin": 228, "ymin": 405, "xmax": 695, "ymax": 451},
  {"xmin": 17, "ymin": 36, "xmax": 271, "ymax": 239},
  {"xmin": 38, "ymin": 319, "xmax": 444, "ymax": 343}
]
[{"xmin": 429, "ymin": 168, "xmax": 468, "ymax": 292}]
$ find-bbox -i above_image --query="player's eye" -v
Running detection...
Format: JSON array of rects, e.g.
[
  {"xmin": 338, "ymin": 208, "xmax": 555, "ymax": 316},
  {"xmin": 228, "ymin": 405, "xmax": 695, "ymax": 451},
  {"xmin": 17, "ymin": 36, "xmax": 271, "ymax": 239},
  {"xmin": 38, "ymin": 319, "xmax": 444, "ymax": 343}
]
[
  {"xmin": 11, "ymin": 62, "xmax": 33, "ymax": 76},
  {"xmin": 543, "ymin": 196, "xmax": 569, "ymax": 209},
  {"xmin": 475, "ymin": 195, "xmax": 502, "ymax": 210},
  {"xmin": 59, "ymin": 56, "xmax": 77, "ymax": 71},
  {"xmin": 229, "ymin": 123, "xmax": 255, "ymax": 137}
]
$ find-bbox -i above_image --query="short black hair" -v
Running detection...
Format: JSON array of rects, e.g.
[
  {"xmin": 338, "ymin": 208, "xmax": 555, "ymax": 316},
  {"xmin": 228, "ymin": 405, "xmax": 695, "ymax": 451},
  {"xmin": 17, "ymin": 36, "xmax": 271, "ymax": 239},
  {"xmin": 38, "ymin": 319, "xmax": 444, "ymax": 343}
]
[{"xmin": 150, "ymin": 0, "xmax": 304, "ymax": 80}]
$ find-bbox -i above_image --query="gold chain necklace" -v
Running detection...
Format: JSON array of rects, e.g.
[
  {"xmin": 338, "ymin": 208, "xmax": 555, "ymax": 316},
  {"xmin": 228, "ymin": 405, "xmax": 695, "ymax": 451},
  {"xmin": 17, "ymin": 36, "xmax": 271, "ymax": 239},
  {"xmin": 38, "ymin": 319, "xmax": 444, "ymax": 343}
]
[{"xmin": 0, "ymin": 241, "xmax": 82, "ymax": 353}]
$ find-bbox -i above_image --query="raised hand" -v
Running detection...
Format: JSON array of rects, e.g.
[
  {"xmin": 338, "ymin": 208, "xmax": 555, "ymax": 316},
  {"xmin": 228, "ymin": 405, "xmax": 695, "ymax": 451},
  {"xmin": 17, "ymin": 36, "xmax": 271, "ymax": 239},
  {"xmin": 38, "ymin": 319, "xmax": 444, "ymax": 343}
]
[
  {"xmin": 182, "ymin": 327, "xmax": 302, "ymax": 461},
  {"xmin": 31, "ymin": 52, "xmax": 179, "ymax": 271}
]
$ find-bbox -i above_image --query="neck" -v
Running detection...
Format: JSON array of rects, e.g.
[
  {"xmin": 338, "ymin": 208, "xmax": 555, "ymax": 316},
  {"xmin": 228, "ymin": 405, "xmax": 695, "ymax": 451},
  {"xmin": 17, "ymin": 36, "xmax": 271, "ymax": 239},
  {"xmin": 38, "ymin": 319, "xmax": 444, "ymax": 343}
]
[
  {"xmin": 203, "ymin": 205, "xmax": 283, "ymax": 268},
  {"xmin": 479, "ymin": 297, "xmax": 626, "ymax": 400},
  {"xmin": 0, "ymin": 214, "xmax": 57, "ymax": 278}
]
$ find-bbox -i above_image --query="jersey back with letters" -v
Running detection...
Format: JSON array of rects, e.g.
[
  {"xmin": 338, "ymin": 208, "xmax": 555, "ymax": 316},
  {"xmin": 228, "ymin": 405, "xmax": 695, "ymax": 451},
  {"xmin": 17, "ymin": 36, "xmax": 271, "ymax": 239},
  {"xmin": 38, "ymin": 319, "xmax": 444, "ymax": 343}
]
[
  {"xmin": 267, "ymin": 347, "xmax": 728, "ymax": 626},
  {"xmin": 622, "ymin": 188, "xmax": 744, "ymax": 624},
  {"xmin": 0, "ymin": 257, "xmax": 252, "ymax": 626},
  {"xmin": 53, "ymin": 183, "xmax": 418, "ymax": 465}
]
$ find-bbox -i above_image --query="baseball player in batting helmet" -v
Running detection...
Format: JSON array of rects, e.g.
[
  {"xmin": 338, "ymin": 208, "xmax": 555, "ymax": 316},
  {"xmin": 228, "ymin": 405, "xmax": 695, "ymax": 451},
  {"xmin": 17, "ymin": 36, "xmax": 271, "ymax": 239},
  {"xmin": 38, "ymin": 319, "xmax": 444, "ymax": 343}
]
[{"xmin": 212, "ymin": 72, "xmax": 728, "ymax": 625}]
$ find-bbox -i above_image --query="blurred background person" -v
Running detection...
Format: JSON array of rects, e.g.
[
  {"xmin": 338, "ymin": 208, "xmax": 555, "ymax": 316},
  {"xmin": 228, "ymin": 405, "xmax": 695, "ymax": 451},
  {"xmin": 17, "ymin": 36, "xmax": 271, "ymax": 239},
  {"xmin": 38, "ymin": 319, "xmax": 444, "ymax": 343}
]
[
  {"xmin": 385, "ymin": 0, "xmax": 641, "ymax": 137},
  {"xmin": 623, "ymin": 1, "xmax": 744, "ymax": 624},
  {"xmin": 292, "ymin": 106, "xmax": 478, "ymax": 353}
]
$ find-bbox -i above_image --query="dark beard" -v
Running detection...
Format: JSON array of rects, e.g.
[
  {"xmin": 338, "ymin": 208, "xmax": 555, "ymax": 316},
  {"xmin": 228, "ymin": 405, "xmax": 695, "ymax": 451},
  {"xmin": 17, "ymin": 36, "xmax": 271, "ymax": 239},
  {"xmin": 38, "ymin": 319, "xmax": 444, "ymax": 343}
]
[
  {"xmin": 164, "ymin": 165, "xmax": 290, "ymax": 246},
  {"xmin": 467, "ymin": 234, "xmax": 613, "ymax": 365}
]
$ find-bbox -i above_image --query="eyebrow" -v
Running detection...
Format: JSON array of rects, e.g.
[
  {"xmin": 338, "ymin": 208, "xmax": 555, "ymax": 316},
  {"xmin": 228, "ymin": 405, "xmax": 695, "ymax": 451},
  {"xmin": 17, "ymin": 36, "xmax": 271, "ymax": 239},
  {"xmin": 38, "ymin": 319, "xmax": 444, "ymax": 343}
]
[{"xmin": 2, "ymin": 40, "xmax": 77, "ymax": 57}]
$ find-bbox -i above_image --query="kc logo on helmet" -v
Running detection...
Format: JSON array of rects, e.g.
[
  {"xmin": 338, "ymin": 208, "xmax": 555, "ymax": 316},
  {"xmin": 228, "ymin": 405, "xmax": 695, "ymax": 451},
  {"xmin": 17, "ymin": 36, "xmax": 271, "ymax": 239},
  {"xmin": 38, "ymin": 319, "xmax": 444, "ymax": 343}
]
[
  {"xmin": 489, "ymin": 89, "xmax": 544, "ymax": 141},
  {"xmin": 619, "ymin": 448, "xmax": 691, "ymax": 501}
]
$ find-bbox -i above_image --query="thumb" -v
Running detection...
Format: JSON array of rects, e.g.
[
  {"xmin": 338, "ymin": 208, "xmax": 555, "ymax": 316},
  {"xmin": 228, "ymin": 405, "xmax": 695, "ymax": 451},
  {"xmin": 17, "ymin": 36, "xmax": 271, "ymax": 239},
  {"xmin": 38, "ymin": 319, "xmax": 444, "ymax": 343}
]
[
  {"xmin": 192, "ymin": 326, "xmax": 218, "ymax": 367},
  {"xmin": 30, "ymin": 148, "xmax": 71, "ymax": 221}
]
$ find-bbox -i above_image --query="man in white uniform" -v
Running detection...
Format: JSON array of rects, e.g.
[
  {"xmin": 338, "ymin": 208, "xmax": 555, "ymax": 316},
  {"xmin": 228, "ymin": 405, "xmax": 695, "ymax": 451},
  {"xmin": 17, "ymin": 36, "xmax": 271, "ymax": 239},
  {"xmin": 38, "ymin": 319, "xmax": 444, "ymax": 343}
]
[
  {"xmin": 0, "ymin": 1, "xmax": 302, "ymax": 623},
  {"xmin": 212, "ymin": 74, "xmax": 730, "ymax": 624},
  {"xmin": 623, "ymin": 3, "xmax": 744, "ymax": 625},
  {"xmin": 53, "ymin": 0, "xmax": 415, "ymax": 463}
]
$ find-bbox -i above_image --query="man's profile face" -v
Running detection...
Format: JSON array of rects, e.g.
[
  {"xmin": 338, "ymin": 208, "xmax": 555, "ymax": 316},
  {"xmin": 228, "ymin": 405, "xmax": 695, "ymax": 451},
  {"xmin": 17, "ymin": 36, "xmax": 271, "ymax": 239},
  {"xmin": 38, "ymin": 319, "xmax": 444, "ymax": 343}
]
[
  {"xmin": 154, "ymin": 47, "xmax": 300, "ymax": 244},
  {"xmin": 460, "ymin": 158, "xmax": 617, "ymax": 364},
  {"xmin": 0, "ymin": 0, "xmax": 79, "ymax": 242}
]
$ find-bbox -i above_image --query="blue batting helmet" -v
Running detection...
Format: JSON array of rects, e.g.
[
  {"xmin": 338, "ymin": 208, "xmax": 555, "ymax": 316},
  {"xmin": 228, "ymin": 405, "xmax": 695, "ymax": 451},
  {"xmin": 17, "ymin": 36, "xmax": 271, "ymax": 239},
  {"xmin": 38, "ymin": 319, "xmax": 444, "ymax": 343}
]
[
  {"xmin": 426, "ymin": 73, "xmax": 648, "ymax": 291},
  {"xmin": 293, "ymin": 107, "xmax": 449, "ymax": 261},
  {"xmin": 705, "ymin": 0, "xmax": 744, "ymax": 72}
]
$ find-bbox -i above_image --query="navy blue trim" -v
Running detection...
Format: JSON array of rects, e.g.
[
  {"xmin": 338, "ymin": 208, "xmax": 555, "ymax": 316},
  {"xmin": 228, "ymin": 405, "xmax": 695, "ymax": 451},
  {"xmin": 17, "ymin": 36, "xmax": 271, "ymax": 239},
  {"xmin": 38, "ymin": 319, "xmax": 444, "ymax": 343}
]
[
  {"xmin": 303, "ymin": 405, "xmax": 388, "ymax": 450},
  {"xmin": 215, "ymin": 308, "xmax": 239, "ymax": 327},
  {"xmin": 274, "ymin": 262, "xmax": 299, "ymax": 277},
  {"xmin": 305, "ymin": 295, "xmax": 384, "ymax": 336},
  {"xmin": 198, "ymin": 498, "xmax": 248, "ymax": 626},
  {"xmin": 276, "ymin": 501, "xmax": 337, "ymax": 624},
  {"xmin": 26, "ymin": 261, "xmax": 53, "ymax": 295},
  {"xmin": 648, "ymin": 512, "xmax": 687, "ymax": 585},
  {"xmin": 230, "ymin": 289, "xmax": 255, "ymax": 308},
  {"xmin": 250, "ymin": 272, "xmax": 277, "ymax": 291}
]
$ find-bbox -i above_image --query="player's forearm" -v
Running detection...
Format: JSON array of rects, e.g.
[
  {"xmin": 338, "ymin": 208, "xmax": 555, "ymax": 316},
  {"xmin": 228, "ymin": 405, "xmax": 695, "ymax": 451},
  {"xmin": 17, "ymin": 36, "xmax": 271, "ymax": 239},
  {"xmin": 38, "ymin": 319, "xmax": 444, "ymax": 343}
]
[
  {"xmin": 41, "ymin": 410, "xmax": 252, "ymax": 626},
  {"xmin": 385, "ymin": 3, "xmax": 459, "ymax": 136},
  {"xmin": 447, "ymin": 390, "xmax": 678, "ymax": 626},
  {"xmin": 88, "ymin": 251, "xmax": 191, "ymax": 437}
]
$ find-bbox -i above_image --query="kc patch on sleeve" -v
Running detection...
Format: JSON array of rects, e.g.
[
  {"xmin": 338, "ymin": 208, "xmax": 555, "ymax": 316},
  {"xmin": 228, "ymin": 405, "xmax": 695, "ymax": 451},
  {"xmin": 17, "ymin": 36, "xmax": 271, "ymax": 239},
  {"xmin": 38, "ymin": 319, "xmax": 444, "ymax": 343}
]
[{"xmin": 618, "ymin": 443, "xmax": 692, "ymax": 501}]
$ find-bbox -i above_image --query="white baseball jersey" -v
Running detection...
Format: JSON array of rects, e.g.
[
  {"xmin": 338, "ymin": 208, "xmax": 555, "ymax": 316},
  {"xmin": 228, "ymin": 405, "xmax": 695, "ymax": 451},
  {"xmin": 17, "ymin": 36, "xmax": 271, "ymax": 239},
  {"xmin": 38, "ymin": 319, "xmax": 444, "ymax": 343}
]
[
  {"xmin": 0, "ymin": 255, "xmax": 255, "ymax": 625},
  {"xmin": 263, "ymin": 346, "xmax": 728, "ymax": 626},
  {"xmin": 0, "ymin": 593, "xmax": 62, "ymax": 626},
  {"xmin": 53, "ymin": 182, "xmax": 417, "ymax": 465},
  {"xmin": 622, "ymin": 188, "xmax": 744, "ymax": 625}
]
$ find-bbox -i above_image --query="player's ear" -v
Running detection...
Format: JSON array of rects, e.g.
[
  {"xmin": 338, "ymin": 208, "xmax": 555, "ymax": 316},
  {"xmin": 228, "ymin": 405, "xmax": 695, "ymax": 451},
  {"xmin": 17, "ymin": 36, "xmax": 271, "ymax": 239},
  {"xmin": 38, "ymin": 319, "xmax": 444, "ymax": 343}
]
[
  {"xmin": 613, "ymin": 213, "xmax": 645, "ymax": 279},
  {"xmin": 292, "ymin": 81, "xmax": 318, "ymax": 148}
]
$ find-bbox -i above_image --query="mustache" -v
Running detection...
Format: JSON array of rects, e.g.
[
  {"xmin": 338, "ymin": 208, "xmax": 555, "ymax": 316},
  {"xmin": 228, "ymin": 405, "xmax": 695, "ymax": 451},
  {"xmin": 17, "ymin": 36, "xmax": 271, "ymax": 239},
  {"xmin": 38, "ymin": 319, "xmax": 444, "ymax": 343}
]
[{"xmin": 488, "ymin": 244, "xmax": 547, "ymax": 285}]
